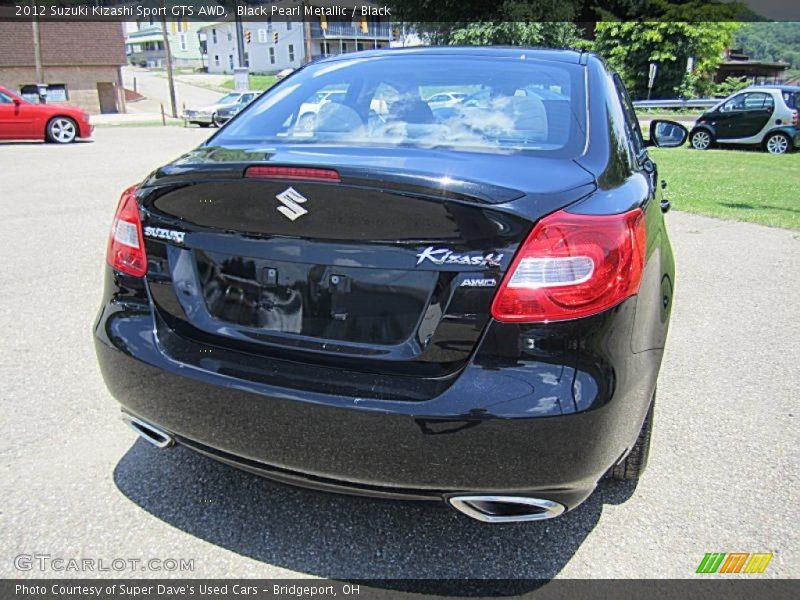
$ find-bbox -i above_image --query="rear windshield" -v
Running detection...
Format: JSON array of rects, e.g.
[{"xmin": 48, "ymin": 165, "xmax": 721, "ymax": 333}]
[
  {"xmin": 783, "ymin": 90, "xmax": 799, "ymax": 109},
  {"xmin": 213, "ymin": 54, "xmax": 587, "ymax": 157}
]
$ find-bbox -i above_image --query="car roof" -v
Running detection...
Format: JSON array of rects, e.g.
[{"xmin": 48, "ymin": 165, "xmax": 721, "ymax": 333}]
[
  {"xmin": 313, "ymin": 46, "xmax": 587, "ymax": 65},
  {"xmin": 744, "ymin": 85, "xmax": 800, "ymax": 92}
]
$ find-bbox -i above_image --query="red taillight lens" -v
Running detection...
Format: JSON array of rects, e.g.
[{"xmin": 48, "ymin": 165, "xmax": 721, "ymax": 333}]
[
  {"xmin": 245, "ymin": 166, "xmax": 340, "ymax": 182},
  {"xmin": 106, "ymin": 185, "xmax": 147, "ymax": 277},
  {"xmin": 491, "ymin": 208, "xmax": 646, "ymax": 323}
]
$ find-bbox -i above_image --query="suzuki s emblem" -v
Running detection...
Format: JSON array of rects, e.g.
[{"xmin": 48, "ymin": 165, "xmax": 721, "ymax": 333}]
[{"xmin": 275, "ymin": 187, "xmax": 308, "ymax": 221}]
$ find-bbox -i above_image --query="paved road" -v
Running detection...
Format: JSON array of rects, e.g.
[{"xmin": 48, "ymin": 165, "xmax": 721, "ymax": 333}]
[
  {"xmin": 122, "ymin": 67, "xmax": 225, "ymax": 116},
  {"xmin": 0, "ymin": 128, "xmax": 797, "ymax": 583}
]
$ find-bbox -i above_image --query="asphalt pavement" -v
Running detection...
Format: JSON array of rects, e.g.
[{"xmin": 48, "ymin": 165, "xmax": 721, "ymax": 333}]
[{"xmin": 0, "ymin": 128, "xmax": 797, "ymax": 582}]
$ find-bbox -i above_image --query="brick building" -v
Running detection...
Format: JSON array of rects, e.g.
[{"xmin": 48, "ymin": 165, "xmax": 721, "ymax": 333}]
[{"xmin": 0, "ymin": 22, "xmax": 127, "ymax": 114}]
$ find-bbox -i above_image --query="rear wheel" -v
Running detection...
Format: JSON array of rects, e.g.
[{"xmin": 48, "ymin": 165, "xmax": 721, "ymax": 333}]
[
  {"xmin": 609, "ymin": 393, "xmax": 654, "ymax": 481},
  {"xmin": 46, "ymin": 117, "xmax": 78, "ymax": 143},
  {"xmin": 690, "ymin": 129, "xmax": 712, "ymax": 150},
  {"xmin": 764, "ymin": 132, "xmax": 791, "ymax": 155}
]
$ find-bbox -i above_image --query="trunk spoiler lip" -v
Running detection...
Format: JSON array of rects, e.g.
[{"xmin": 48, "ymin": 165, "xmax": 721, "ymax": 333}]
[
  {"xmin": 143, "ymin": 163, "xmax": 525, "ymax": 205},
  {"xmin": 142, "ymin": 163, "xmax": 596, "ymax": 209}
]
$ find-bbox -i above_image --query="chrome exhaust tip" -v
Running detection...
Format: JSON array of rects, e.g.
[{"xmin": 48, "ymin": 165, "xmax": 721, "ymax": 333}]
[
  {"xmin": 122, "ymin": 414, "xmax": 174, "ymax": 449},
  {"xmin": 449, "ymin": 495, "xmax": 565, "ymax": 523}
]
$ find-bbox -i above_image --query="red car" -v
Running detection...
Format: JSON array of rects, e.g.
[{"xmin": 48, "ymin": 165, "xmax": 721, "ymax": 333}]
[{"xmin": 0, "ymin": 85, "xmax": 93, "ymax": 143}]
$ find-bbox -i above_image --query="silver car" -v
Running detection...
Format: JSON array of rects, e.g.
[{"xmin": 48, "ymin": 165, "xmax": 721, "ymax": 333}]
[{"xmin": 183, "ymin": 91, "xmax": 259, "ymax": 127}]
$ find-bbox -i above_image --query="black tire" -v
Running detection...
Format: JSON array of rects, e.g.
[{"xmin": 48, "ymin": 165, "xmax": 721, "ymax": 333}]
[
  {"xmin": 609, "ymin": 394, "xmax": 654, "ymax": 481},
  {"xmin": 46, "ymin": 116, "xmax": 78, "ymax": 144},
  {"xmin": 213, "ymin": 114, "xmax": 226, "ymax": 127},
  {"xmin": 690, "ymin": 129, "xmax": 713, "ymax": 151},
  {"xmin": 764, "ymin": 132, "xmax": 792, "ymax": 155},
  {"xmin": 211, "ymin": 112, "xmax": 220, "ymax": 127},
  {"xmin": 198, "ymin": 122, "xmax": 211, "ymax": 128}
]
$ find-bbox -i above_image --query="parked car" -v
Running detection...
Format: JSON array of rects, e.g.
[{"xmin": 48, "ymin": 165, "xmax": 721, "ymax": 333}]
[
  {"xmin": 689, "ymin": 86, "xmax": 799, "ymax": 154},
  {"xmin": 295, "ymin": 88, "xmax": 347, "ymax": 129},
  {"xmin": 0, "ymin": 85, "xmax": 92, "ymax": 143},
  {"xmin": 183, "ymin": 91, "xmax": 258, "ymax": 127},
  {"xmin": 425, "ymin": 91, "xmax": 467, "ymax": 109},
  {"xmin": 212, "ymin": 92, "xmax": 260, "ymax": 126},
  {"xmin": 96, "ymin": 48, "xmax": 684, "ymax": 523}
]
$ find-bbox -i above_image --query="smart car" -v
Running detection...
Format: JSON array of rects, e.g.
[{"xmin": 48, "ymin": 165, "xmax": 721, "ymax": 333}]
[
  {"xmin": 689, "ymin": 86, "xmax": 799, "ymax": 154},
  {"xmin": 95, "ymin": 48, "xmax": 683, "ymax": 523}
]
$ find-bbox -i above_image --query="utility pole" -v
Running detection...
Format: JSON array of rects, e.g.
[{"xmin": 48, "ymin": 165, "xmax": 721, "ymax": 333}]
[
  {"xmin": 30, "ymin": 0, "xmax": 44, "ymax": 83},
  {"xmin": 160, "ymin": 7, "xmax": 178, "ymax": 118},
  {"xmin": 303, "ymin": 2, "xmax": 313, "ymax": 64},
  {"xmin": 233, "ymin": 0, "xmax": 249, "ymax": 90},
  {"xmin": 234, "ymin": 1, "xmax": 246, "ymax": 67}
]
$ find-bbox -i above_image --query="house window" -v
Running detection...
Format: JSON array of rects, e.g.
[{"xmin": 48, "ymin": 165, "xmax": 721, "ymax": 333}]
[
  {"xmin": 341, "ymin": 42, "xmax": 348, "ymax": 53},
  {"xmin": 321, "ymin": 42, "xmax": 331, "ymax": 56},
  {"xmin": 269, "ymin": 47, "xmax": 275, "ymax": 64},
  {"xmin": 258, "ymin": 28, "xmax": 267, "ymax": 43},
  {"xmin": 179, "ymin": 33, "xmax": 187, "ymax": 52},
  {"xmin": 267, "ymin": 18, "xmax": 272, "ymax": 32},
  {"xmin": 214, "ymin": 55, "xmax": 220, "ymax": 67},
  {"xmin": 227, "ymin": 31, "xmax": 233, "ymax": 42},
  {"xmin": 229, "ymin": 54, "xmax": 234, "ymax": 70},
  {"xmin": 286, "ymin": 22, "xmax": 292, "ymax": 31},
  {"xmin": 357, "ymin": 41, "xmax": 365, "ymax": 51},
  {"xmin": 288, "ymin": 44, "xmax": 295, "ymax": 62},
  {"xmin": 211, "ymin": 29, "xmax": 217, "ymax": 44}
]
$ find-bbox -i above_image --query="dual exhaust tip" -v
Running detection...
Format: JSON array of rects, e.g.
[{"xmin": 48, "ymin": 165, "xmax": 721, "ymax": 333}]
[
  {"xmin": 122, "ymin": 414, "xmax": 174, "ymax": 449},
  {"xmin": 121, "ymin": 414, "xmax": 565, "ymax": 523},
  {"xmin": 449, "ymin": 495, "xmax": 565, "ymax": 523}
]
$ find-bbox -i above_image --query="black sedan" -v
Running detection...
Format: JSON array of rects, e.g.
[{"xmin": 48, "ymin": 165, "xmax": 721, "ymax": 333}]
[{"xmin": 96, "ymin": 48, "xmax": 683, "ymax": 523}]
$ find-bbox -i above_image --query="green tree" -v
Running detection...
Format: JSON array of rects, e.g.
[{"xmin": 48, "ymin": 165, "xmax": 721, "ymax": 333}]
[
  {"xmin": 734, "ymin": 22, "xmax": 800, "ymax": 80},
  {"xmin": 594, "ymin": 21, "xmax": 740, "ymax": 99},
  {"xmin": 446, "ymin": 22, "xmax": 584, "ymax": 48}
]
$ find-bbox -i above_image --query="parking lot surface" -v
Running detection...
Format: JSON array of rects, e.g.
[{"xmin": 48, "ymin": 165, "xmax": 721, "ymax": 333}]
[{"xmin": 0, "ymin": 128, "xmax": 797, "ymax": 580}]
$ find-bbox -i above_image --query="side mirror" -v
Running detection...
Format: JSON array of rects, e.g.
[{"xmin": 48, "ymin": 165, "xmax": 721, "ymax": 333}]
[
  {"xmin": 648, "ymin": 119, "xmax": 688, "ymax": 148},
  {"xmin": 13, "ymin": 98, "xmax": 21, "ymax": 106}
]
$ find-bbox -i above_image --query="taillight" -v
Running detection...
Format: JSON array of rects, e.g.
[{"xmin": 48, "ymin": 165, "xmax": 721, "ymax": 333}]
[
  {"xmin": 491, "ymin": 208, "xmax": 646, "ymax": 323},
  {"xmin": 245, "ymin": 166, "xmax": 340, "ymax": 182},
  {"xmin": 106, "ymin": 185, "xmax": 147, "ymax": 277},
  {"xmin": 792, "ymin": 110, "xmax": 798, "ymax": 126}
]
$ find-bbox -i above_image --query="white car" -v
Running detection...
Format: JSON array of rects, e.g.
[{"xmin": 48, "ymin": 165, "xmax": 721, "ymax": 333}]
[
  {"xmin": 426, "ymin": 91, "xmax": 467, "ymax": 109},
  {"xmin": 183, "ymin": 91, "xmax": 258, "ymax": 127},
  {"xmin": 296, "ymin": 89, "xmax": 347, "ymax": 129}
]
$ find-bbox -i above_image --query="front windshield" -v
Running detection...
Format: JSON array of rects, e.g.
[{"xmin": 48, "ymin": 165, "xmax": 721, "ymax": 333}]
[
  {"xmin": 0, "ymin": 89, "xmax": 25, "ymax": 104},
  {"xmin": 218, "ymin": 93, "xmax": 241, "ymax": 105},
  {"xmin": 213, "ymin": 54, "xmax": 587, "ymax": 156}
]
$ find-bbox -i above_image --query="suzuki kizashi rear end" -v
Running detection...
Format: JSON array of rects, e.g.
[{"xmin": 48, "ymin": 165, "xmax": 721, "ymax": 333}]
[{"xmin": 95, "ymin": 48, "xmax": 675, "ymax": 522}]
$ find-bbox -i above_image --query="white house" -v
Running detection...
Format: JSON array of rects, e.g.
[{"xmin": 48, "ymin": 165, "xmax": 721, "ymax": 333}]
[
  {"xmin": 200, "ymin": 16, "xmax": 393, "ymax": 75},
  {"xmin": 201, "ymin": 20, "xmax": 304, "ymax": 74}
]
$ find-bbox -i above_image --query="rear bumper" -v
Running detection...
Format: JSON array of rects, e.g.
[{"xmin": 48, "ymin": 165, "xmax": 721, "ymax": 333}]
[{"xmin": 95, "ymin": 268, "xmax": 666, "ymax": 512}]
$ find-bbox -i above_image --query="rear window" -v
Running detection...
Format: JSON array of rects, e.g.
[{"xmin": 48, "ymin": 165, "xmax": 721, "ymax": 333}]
[
  {"xmin": 782, "ymin": 91, "xmax": 799, "ymax": 109},
  {"xmin": 213, "ymin": 55, "xmax": 587, "ymax": 156}
]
